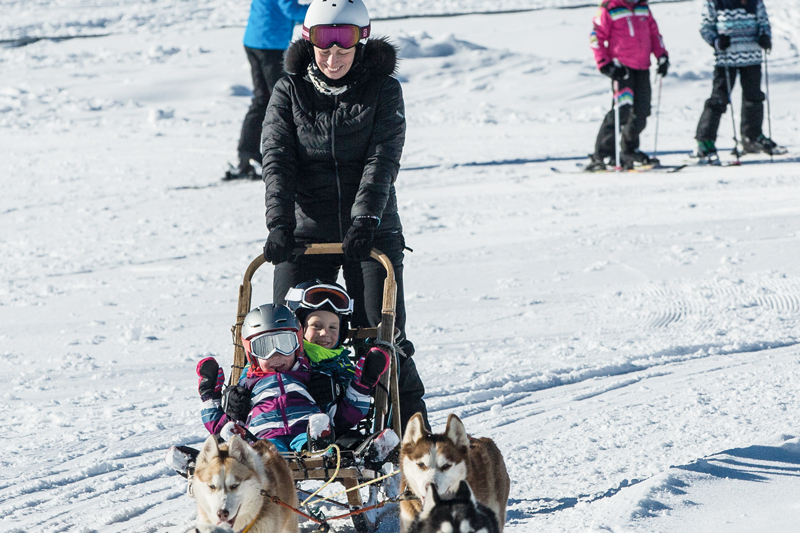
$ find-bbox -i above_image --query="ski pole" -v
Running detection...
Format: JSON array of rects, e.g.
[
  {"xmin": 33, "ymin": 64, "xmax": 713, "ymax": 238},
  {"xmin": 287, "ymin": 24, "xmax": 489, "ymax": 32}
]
[
  {"xmin": 652, "ymin": 72, "xmax": 663, "ymax": 163},
  {"xmin": 613, "ymin": 79, "xmax": 621, "ymax": 171},
  {"xmin": 763, "ymin": 49, "xmax": 773, "ymax": 162},
  {"xmin": 723, "ymin": 64, "xmax": 741, "ymax": 164}
]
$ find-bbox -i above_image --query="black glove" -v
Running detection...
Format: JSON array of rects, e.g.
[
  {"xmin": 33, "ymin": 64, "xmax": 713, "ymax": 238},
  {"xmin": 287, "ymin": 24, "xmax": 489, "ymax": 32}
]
[
  {"xmin": 263, "ymin": 226, "xmax": 295, "ymax": 265},
  {"xmin": 600, "ymin": 63, "xmax": 628, "ymax": 81},
  {"xmin": 758, "ymin": 34, "xmax": 771, "ymax": 51},
  {"xmin": 196, "ymin": 357, "xmax": 224, "ymax": 401},
  {"xmin": 657, "ymin": 56, "xmax": 669, "ymax": 77},
  {"xmin": 222, "ymin": 385, "xmax": 251, "ymax": 423},
  {"xmin": 353, "ymin": 346, "xmax": 391, "ymax": 390},
  {"xmin": 342, "ymin": 217, "xmax": 378, "ymax": 262},
  {"xmin": 715, "ymin": 34, "xmax": 731, "ymax": 51},
  {"xmin": 307, "ymin": 372, "xmax": 342, "ymax": 407}
]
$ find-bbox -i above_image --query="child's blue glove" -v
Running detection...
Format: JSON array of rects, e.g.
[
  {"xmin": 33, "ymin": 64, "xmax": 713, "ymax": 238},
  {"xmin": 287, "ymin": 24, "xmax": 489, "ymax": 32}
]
[
  {"xmin": 353, "ymin": 347, "xmax": 391, "ymax": 390},
  {"xmin": 197, "ymin": 357, "xmax": 224, "ymax": 401}
]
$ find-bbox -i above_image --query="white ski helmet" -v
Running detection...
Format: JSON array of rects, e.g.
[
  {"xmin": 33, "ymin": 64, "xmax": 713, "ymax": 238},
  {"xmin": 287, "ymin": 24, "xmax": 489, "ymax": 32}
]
[{"xmin": 302, "ymin": 0, "xmax": 371, "ymax": 48}]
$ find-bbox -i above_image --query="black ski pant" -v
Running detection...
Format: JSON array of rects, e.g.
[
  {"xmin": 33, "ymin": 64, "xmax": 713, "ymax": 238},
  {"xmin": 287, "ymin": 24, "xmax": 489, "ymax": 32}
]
[
  {"xmin": 272, "ymin": 231, "xmax": 429, "ymax": 432},
  {"xmin": 695, "ymin": 64, "xmax": 764, "ymax": 143},
  {"xmin": 237, "ymin": 47, "xmax": 285, "ymax": 170},
  {"xmin": 593, "ymin": 68, "xmax": 651, "ymax": 161}
]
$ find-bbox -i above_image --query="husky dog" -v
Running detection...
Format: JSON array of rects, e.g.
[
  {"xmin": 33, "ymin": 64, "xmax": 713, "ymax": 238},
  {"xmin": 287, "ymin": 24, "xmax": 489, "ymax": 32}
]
[
  {"xmin": 400, "ymin": 413, "xmax": 510, "ymax": 532},
  {"xmin": 408, "ymin": 480, "xmax": 500, "ymax": 533},
  {"xmin": 193, "ymin": 434, "xmax": 298, "ymax": 533}
]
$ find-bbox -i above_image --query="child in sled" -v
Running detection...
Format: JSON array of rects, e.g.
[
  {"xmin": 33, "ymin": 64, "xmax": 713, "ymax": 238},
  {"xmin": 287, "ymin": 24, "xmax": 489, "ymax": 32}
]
[
  {"xmin": 285, "ymin": 281, "xmax": 392, "ymax": 440},
  {"xmin": 694, "ymin": 0, "xmax": 778, "ymax": 161},
  {"xmin": 195, "ymin": 297, "xmax": 390, "ymax": 453},
  {"xmin": 585, "ymin": 0, "xmax": 669, "ymax": 171}
]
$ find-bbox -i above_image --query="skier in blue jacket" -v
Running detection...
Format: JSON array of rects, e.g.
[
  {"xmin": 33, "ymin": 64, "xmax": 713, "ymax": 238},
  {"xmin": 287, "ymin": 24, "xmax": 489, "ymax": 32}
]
[{"xmin": 224, "ymin": 0, "xmax": 310, "ymax": 180}]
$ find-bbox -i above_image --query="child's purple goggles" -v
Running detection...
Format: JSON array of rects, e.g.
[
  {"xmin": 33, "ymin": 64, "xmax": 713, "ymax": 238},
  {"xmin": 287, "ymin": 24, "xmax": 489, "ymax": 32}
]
[{"xmin": 302, "ymin": 24, "xmax": 371, "ymax": 49}]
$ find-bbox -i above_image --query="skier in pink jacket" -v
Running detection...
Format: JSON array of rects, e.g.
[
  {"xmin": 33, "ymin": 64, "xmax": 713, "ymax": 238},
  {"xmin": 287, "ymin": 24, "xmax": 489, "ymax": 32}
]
[{"xmin": 586, "ymin": 0, "xmax": 669, "ymax": 171}]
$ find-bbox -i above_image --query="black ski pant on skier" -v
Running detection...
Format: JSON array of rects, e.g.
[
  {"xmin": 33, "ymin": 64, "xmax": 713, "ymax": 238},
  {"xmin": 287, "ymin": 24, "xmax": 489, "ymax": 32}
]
[
  {"xmin": 695, "ymin": 64, "xmax": 764, "ymax": 143},
  {"xmin": 236, "ymin": 47, "xmax": 285, "ymax": 174},
  {"xmin": 271, "ymin": 232, "xmax": 429, "ymax": 432},
  {"xmin": 593, "ymin": 68, "xmax": 651, "ymax": 167}
]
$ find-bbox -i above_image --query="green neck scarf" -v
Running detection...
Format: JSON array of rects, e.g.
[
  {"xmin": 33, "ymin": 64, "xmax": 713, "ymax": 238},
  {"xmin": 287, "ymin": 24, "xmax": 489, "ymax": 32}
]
[{"xmin": 303, "ymin": 340, "xmax": 345, "ymax": 364}]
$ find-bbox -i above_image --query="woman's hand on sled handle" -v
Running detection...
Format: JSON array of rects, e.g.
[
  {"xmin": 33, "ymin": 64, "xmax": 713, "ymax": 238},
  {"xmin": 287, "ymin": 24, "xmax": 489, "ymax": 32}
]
[
  {"xmin": 342, "ymin": 216, "xmax": 379, "ymax": 262},
  {"xmin": 196, "ymin": 357, "xmax": 224, "ymax": 401},
  {"xmin": 264, "ymin": 226, "xmax": 295, "ymax": 265}
]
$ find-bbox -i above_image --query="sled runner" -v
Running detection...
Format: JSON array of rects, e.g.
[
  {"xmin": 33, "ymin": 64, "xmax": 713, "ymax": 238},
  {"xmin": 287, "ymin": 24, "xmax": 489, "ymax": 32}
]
[{"xmin": 227, "ymin": 243, "xmax": 405, "ymax": 533}]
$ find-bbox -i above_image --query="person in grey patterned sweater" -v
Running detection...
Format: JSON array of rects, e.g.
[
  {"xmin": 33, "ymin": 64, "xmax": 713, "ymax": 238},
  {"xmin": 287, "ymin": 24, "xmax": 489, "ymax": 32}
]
[{"xmin": 694, "ymin": 0, "xmax": 778, "ymax": 159}]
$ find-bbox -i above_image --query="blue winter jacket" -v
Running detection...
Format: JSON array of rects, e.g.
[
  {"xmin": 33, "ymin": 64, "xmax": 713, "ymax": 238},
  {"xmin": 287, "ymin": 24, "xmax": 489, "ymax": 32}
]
[{"xmin": 243, "ymin": 0, "xmax": 309, "ymax": 51}]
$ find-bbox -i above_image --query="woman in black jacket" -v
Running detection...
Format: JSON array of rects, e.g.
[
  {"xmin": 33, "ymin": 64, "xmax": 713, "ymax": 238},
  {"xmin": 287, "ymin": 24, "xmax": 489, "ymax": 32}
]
[{"xmin": 261, "ymin": 0, "xmax": 427, "ymax": 431}]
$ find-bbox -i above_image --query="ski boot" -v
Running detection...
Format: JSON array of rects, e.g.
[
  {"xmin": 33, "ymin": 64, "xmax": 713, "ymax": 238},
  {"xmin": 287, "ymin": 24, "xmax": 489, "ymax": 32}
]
[
  {"xmin": 222, "ymin": 162, "xmax": 260, "ymax": 181},
  {"xmin": 620, "ymin": 149, "xmax": 654, "ymax": 170},
  {"xmin": 695, "ymin": 139, "xmax": 721, "ymax": 165},
  {"xmin": 584, "ymin": 154, "xmax": 607, "ymax": 172},
  {"xmin": 742, "ymin": 134, "xmax": 784, "ymax": 155}
]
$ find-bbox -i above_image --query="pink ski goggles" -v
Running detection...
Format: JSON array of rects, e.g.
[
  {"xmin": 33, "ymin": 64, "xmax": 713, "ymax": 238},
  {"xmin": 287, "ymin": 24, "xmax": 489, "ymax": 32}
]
[{"xmin": 303, "ymin": 24, "xmax": 371, "ymax": 49}]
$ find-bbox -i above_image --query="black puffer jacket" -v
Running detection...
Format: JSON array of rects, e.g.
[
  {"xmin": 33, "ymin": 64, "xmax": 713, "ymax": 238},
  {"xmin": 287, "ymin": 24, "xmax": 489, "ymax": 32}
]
[{"xmin": 262, "ymin": 38, "xmax": 405, "ymax": 243}]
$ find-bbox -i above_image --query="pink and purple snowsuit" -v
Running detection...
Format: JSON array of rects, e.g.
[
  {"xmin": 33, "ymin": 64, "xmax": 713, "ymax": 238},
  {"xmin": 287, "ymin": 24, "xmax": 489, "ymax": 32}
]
[
  {"xmin": 588, "ymin": 0, "xmax": 668, "ymax": 162},
  {"xmin": 590, "ymin": 0, "xmax": 667, "ymax": 71},
  {"xmin": 199, "ymin": 354, "xmax": 370, "ymax": 449}
]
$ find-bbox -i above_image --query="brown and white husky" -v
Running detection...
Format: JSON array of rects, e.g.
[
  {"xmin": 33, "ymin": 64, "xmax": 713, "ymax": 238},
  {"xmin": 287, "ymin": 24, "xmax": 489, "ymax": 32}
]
[
  {"xmin": 399, "ymin": 413, "xmax": 510, "ymax": 532},
  {"xmin": 193, "ymin": 434, "xmax": 298, "ymax": 533}
]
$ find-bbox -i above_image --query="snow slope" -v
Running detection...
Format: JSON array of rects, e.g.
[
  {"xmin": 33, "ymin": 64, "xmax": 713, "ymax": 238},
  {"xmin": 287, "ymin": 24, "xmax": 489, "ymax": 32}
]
[{"xmin": 2, "ymin": 0, "xmax": 800, "ymax": 531}]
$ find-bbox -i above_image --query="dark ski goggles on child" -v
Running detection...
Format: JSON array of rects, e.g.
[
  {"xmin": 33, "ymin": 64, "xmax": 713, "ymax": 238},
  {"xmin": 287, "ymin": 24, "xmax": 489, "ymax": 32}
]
[{"xmin": 286, "ymin": 283, "xmax": 354, "ymax": 314}]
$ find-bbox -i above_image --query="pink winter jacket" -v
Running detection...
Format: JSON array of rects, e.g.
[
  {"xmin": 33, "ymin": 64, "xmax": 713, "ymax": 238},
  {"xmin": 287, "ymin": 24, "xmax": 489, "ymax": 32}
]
[{"xmin": 590, "ymin": 0, "xmax": 668, "ymax": 71}]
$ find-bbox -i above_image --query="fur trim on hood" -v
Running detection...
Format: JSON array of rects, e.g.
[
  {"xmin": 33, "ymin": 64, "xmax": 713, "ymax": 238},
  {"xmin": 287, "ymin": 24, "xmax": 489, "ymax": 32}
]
[{"xmin": 284, "ymin": 37, "xmax": 399, "ymax": 78}]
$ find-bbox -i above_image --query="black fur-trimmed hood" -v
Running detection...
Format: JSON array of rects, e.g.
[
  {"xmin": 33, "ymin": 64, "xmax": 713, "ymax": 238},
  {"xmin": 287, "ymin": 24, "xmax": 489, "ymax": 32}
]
[{"xmin": 284, "ymin": 37, "xmax": 399, "ymax": 78}]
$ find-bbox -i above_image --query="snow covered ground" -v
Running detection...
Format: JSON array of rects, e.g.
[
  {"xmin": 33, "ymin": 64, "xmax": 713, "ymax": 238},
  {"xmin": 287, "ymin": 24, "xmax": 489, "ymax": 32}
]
[{"xmin": 2, "ymin": 0, "xmax": 800, "ymax": 531}]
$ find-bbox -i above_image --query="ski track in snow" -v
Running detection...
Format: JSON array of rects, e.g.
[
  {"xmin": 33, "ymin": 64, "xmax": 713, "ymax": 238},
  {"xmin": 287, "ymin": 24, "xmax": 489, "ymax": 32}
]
[{"xmin": 3, "ymin": 0, "xmax": 800, "ymax": 532}]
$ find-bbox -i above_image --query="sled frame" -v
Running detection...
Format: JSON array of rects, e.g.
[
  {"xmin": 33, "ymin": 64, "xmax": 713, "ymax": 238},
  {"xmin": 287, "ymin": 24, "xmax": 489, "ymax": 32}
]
[{"xmin": 228, "ymin": 243, "xmax": 403, "ymax": 532}]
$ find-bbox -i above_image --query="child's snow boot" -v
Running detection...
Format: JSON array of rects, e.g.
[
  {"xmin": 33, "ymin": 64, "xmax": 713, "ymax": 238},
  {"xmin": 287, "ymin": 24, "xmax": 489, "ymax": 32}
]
[
  {"xmin": 695, "ymin": 140, "xmax": 720, "ymax": 165},
  {"xmin": 629, "ymin": 149, "xmax": 655, "ymax": 166},
  {"xmin": 165, "ymin": 445, "xmax": 199, "ymax": 478},
  {"xmin": 223, "ymin": 162, "xmax": 260, "ymax": 181},
  {"xmin": 584, "ymin": 154, "xmax": 607, "ymax": 172},
  {"xmin": 165, "ymin": 445, "xmax": 199, "ymax": 496},
  {"xmin": 307, "ymin": 413, "xmax": 335, "ymax": 452},
  {"xmin": 742, "ymin": 134, "xmax": 781, "ymax": 155}
]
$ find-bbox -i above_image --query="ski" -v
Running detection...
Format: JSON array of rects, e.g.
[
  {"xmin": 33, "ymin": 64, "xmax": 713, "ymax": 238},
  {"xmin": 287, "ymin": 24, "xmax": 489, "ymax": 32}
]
[
  {"xmin": 551, "ymin": 163, "xmax": 686, "ymax": 174},
  {"xmin": 686, "ymin": 149, "xmax": 792, "ymax": 168},
  {"xmin": 742, "ymin": 145, "xmax": 788, "ymax": 156},
  {"xmin": 685, "ymin": 159, "xmax": 741, "ymax": 168}
]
